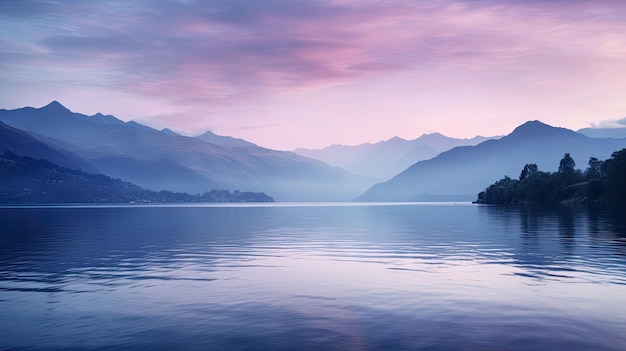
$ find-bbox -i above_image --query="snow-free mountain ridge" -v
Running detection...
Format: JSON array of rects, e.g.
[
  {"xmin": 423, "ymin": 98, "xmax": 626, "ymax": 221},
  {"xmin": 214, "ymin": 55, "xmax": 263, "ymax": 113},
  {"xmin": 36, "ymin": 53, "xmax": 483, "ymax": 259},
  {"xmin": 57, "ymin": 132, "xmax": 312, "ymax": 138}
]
[
  {"xmin": 4, "ymin": 102, "xmax": 626, "ymax": 203},
  {"xmin": 295, "ymin": 133, "xmax": 493, "ymax": 180},
  {"xmin": 356, "ymin": 120, "xmax": 626, "ymax": 201},
  {"xmin": 0, "ymin": 120, "xmax": 96, "ymax": 173},
  {"xmin": 0, "ymin": 102, "xmax": 370, "ymax": 201}
]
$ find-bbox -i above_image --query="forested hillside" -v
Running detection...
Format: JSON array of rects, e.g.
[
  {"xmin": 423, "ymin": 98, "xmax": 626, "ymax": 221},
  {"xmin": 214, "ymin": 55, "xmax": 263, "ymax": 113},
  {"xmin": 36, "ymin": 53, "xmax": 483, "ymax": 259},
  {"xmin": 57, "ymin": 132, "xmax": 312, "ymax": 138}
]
[
  {"xmin": 475, "ymin": 149, "xmax": 626, "ymax": 205},
  {"xmin": 0, "ymin": 151, "xmax": 273, "ymax": 204}
]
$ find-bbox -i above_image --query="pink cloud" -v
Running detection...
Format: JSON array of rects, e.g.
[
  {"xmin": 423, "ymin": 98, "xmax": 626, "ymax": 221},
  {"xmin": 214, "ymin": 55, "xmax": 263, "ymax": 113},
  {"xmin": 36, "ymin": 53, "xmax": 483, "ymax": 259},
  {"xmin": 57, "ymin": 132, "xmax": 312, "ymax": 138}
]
[
  {"xmin": 11, "ymin": 0, "xmax": 624, "ymax": 100},
  {"xmin": 2, "ymin": 0, "xmax": 626, "ymax": 148}
]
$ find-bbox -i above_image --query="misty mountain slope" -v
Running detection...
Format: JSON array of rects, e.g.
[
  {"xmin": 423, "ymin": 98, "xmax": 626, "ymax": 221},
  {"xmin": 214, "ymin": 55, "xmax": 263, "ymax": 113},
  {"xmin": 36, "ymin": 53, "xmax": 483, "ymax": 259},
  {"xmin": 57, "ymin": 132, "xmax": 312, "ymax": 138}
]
[
  {"xmin": 0, "ymin": 102, "xmax": 371, "ymax": 201},
  {"xmin": 2, "ymin": 128, "xmax": 216, "ymax": 193},
  {"xmin": 197, "ymin": 131, "xmax": 258, "ymax": 148},
  {"xmin": 88, "ymin": 156, "xmax": 220, "ymax": 193},
  {"xmin": 0, "ymin": 102, "xmax": 229, "ymax": 160},
  {"xmin": 220, "ymin": 146, "xmax": 372, "ymax": 201},
  {"xmin": 0, "ymin": 121, "xmax": 97, "ymax": 173},
  {"xmin": 0, "ymin": 102, "xmax": 230, "ymax": 191},
  {"xmin": 0, "ymin": 151, "xmax": 273, "ymax": 204},
  {"xmin": 578, "ymin": 126, "xmax": 626, "ymax": 138},
  {"xmin": 0, "ymin": 102, "xmax": 132, "ymax": 149},
  {"xmin": 356, "ymin": 121, "xmax": 626, "ymax": 202},
  {"xmin": 295, "ymin": 133, "xmax": 493, "ymax": 180}
]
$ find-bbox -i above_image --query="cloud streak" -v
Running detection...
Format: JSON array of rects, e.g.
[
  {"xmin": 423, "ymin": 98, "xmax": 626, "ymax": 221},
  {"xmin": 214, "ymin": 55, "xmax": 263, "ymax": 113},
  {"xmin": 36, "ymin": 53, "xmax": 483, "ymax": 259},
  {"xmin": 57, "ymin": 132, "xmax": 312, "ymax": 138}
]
[{"xmin": 2, "ymin": 0, "xmax": 626, "ymax": 148}]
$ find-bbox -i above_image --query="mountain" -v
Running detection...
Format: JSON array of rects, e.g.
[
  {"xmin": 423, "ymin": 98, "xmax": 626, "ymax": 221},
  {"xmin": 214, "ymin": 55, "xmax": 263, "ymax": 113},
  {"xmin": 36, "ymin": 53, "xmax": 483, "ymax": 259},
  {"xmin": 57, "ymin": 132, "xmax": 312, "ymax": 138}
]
[
  {"xmin": 295, "ymin": 133, "xmax": 493, "ymax": 180},
  {"xmin": 0, "ymin": 102, "xmax": 370, "ymax": 201},
  {"xmin": 87, "ymin": 155, "xmax": 220, "ymax": 194},
  {"xmin": 356, "ymin": 121, "xmax": 626, "ymax": 202},
  {"xmin": 0, "ymin": 150, "xmax": 154, "ymax": 203},
  {"xmin": 0, "ymin": 120, "xmax": 97, "ymax": 173},
  {"xmin": 196, "ymin": 131, "xmax": 258, "ymax": 148},
  {"xmin": 160, "ymin": 128, "xmax": 180, "ymax": 137},
  {"xmin": 0, "ymin": 151, "xmax": 272, "ymax": 204},
  {"xmin": 0, "ymin": 128, "xmax": 205, "ymax": 193},
  {"xmin": 578, "ymin": 126, "xmax": 626, "ymax": 138},
  {"xmin": 0, "ymin": 102, "xmax": 216, "ymax": 193}
]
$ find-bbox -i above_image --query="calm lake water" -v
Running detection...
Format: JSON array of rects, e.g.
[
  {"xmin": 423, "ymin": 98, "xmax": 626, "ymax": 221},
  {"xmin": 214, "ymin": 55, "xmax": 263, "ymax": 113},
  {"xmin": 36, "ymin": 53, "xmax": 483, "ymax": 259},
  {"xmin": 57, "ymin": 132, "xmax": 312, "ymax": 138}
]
[{"xmin": 1, "ymin": 203, "xmax": 625, "ymax": 351}]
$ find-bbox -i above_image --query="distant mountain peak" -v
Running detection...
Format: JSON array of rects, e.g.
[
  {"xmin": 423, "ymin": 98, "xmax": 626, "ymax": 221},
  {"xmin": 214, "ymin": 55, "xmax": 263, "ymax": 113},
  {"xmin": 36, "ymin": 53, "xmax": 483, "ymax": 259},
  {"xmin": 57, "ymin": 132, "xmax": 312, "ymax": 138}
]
[
  {"xmin": 578, "ymin": 126, "xmax": 626, "ymax": 139},
  {"xmin": 160, "ymin": 128, "xmax": 179, "ymax": 136},
  {"xmin": 415, "ymin": 132, "xmax": 449, "ymax": 142},
  {"xmin": 507, "ymin": 120, "xmax": 581, "ymax": 140},
  {"xmin": 515, "ymin": 120, "xmax": 550, "ymax": 130},
  {"xmin": 385, "ymin": 136, "xmax": 408, "ymax": 144},
  {"xmin": 422, "ymin": 132, "xmax": 445, "ymax": 137},
  {"xmin": 196, "ymin": 130, "xmax": 257, "ymax": 148},
  {"xmin": 41, "ymin": 101, "xmax": 69, "ymax": 112},
  {"xmin": 90, "ymin": 112, "xmax": 125, "ymax": 126},
  {"xmin": 198, "ymin": 130, "xmax": 217, "ymax": 138}
]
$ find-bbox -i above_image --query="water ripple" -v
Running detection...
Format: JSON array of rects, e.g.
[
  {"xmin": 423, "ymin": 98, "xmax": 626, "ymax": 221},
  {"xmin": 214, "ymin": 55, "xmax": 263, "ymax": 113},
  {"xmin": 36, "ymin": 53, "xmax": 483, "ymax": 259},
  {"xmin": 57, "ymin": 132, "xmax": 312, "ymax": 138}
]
[{"xmin": 1, "ymin": 204, "xmax": 626, "ymax": 350}]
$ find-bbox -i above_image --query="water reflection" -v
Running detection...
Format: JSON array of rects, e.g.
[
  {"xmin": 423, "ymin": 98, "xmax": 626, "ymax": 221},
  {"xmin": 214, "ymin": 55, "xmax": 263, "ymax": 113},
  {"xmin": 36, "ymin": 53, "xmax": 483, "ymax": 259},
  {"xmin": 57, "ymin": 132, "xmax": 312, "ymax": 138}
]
[
  {"xmin": 481, "ymin": 204, "xmax": 626, "ymax": 252},
  {"xmin": 480, "ymin": 204, "xmax": 626, "ymax": 286},
  {"xmin": 1, "ymin": 204, "xmax": 626, "ymax": 350}
]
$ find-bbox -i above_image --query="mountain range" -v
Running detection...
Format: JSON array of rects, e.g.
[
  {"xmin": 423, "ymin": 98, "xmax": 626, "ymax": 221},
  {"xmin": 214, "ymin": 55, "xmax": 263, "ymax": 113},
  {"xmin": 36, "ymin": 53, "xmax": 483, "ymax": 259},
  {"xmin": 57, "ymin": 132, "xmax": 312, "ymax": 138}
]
[
  {"xmin": 2, "ymin": 101, "xmax": 626, "ymax": 203},
  {"xmin": 0, "ymin": 102, "xmax": 370, "ymax": 201},
  {"xmin": 295, "ymin": 133, "xmax": 493, "ymax": 180},
  {"xmin": 356, "ymin": 120, "xmax": 626, "ymax": 201},
  {"xmin": 0, "ymin": 150, "xmax": 273, "ymax": 204},
  {"xmin": 577, "ymin": 126, "xmax": 626, "ymax": 138},
  {"xmin": 0, "ymin": 120, "xmax": 96, "ymax": 173}
]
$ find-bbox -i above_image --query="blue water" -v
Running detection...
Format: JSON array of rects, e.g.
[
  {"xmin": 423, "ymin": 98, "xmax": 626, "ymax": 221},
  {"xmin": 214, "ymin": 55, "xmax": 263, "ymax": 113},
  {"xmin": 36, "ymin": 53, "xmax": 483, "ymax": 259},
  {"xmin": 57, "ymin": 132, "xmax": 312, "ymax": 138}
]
[{"xmin": 1, "ymin": 203, "xmax": 625, "ymax": 350}]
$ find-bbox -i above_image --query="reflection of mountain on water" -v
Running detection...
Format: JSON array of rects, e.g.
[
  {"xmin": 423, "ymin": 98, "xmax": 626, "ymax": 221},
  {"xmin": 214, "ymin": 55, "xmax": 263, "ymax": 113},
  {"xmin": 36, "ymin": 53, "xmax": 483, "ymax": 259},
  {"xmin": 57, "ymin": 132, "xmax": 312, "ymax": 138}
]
[
  {"xmin": 2, "ymin": 204, "xmax": 626, "ymax": 350},
  {"xmin": 4, "ymin": 205, "xmax": 625, "ymax": 282},
  {"xmin": 0, "ymin": 206, "xmax": 280, "ymax": 289},
  {"xmin": 480, "ymin": 205, "xmax": 626, "ymax": 282}
]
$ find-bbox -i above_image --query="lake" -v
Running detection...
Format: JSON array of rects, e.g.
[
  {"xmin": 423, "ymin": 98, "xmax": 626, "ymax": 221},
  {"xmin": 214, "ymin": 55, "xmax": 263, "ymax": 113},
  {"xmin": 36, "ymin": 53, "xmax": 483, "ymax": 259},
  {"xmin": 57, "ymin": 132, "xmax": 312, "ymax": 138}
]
[{"xmin": 1, "ymin": 203, "xmax": 625, "ymax": 350}]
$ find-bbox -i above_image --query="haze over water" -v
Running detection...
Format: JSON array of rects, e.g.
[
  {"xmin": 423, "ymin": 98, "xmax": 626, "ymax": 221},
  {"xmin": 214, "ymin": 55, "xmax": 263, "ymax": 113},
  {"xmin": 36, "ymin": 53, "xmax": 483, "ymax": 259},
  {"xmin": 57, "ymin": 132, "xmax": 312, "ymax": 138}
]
[{"xmin": 1, "ymin": 203, "xmax": 625, "ymax": 350}]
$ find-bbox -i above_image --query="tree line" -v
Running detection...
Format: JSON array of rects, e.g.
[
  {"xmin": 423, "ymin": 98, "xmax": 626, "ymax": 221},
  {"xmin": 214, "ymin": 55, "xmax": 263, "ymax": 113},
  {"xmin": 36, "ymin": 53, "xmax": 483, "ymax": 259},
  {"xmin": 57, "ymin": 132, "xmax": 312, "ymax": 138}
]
[
  {"xmin": 475, "ymin": 148, "xmax": 626, "ymax": 205},
  {"xmin": 0, "ymin": 151, "xmax": 273, "ymax": 204}
]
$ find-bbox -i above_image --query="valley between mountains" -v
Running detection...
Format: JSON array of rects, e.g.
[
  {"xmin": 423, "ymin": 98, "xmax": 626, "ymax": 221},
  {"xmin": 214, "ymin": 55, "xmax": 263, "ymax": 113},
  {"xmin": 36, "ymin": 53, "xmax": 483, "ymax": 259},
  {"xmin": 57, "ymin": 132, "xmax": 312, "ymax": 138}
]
[{"xmin": 2, "ymin": 101, "xmax": 626, "ymax": 202}]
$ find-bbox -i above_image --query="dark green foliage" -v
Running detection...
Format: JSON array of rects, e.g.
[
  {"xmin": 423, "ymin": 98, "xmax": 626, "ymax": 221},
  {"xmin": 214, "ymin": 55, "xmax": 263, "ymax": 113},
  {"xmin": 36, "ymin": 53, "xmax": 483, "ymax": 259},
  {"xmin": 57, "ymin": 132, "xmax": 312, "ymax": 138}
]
[
  {"xmin": 586, "ymin": 179, "xmax": 604, "ymax": 202},
  {"xmin": 519, "ymin": 163, "xmax": 538, "ymax": 180},
  {"xmin": 585, "ymin": 157, "xmax": 604, "ymax": 180},
  {"xmin": 476, "ymin": 150, "xmax": 626, "ymax": 205},
  {"xmin": 0, "ymin": 151, "xmax": 273, "ymax": 204},
  {"xmin": 603, "ymin": 149, "xmax": 626, "ymax": 201},
  {"xmin": 558, "ymin": 153, "xmax": 576, "ymax": 174},
  {"xmin": 478, "ymin": 176, "xmax": 519, "ymax": 205},
  {"xmin": 515, "ymin": 170, "xmax": 554, "ymax": 203},
  {"xmin": 555, "ymin": 153, "xmax": 582, "ymax": 187}
]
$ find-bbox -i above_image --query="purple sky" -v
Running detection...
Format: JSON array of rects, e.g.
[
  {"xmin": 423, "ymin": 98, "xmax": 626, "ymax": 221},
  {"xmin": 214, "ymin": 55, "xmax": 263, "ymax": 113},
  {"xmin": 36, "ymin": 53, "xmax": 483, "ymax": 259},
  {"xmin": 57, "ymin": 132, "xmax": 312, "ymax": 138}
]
[{"xmin": 2, "ymin": 0, "xmax": 626, "ymax": 149}]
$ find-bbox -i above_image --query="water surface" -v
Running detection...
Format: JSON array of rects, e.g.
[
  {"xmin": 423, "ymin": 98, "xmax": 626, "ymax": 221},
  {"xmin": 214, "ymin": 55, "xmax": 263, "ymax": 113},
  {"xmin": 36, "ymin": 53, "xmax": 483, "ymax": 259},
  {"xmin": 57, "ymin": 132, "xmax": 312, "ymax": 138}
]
[{"xmin": 1, "ymin": 203, "xmax": 625, "ymax": 350}]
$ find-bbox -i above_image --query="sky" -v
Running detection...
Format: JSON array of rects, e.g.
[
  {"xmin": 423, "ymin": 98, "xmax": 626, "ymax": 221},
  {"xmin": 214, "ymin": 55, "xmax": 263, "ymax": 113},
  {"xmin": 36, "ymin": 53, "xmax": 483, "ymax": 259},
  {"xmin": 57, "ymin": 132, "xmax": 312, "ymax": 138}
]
[{"xmin": 1, "ymin": 0, "xmax": 626, "ymax": 150}]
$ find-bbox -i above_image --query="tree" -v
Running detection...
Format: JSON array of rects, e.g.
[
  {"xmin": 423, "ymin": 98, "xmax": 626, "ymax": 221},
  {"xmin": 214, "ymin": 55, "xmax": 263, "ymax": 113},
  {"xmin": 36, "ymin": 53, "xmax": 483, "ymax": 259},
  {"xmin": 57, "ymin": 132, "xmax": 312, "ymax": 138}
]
[
  {"xmin": 558, "ymin": 153, "xmax": 576, "ymax": 174},
  {"xmin": 556, "ymin": 152, "xmax": 583, "ymax": 186},
  {"xmin": 585, "ymin": 157, "xmax": 604, "ymax": 180},
  {"xmin": 477, "ymin": 148, "xmax": 626, "ymax": 205},
  {"xmin": 519, "ymin": 163, "xmax": 538, "ymax": 180},
  {"xmin": 604, "ymin": 149, "xmax": 626, "ymax": 201},
  {"xmin": 479, "ymin": 176, "xmax": 519, "ymax": 204}
]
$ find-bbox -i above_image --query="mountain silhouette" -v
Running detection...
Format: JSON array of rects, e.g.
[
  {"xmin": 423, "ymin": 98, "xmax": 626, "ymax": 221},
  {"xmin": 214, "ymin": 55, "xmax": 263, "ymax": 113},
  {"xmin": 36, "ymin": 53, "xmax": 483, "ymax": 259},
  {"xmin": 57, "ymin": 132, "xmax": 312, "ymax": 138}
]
[
  {"xmin": 88, "ymin": 155, "xmax": 221, "ymax": 194},
  {"xmin": 41, "ymin": 100, "xmax": 70, "ymax": 112},
  {"xmin": 0, "ymin": 151, "xmax": 272, "ymax": 204},
  {"xmin": 505, "ymin": 120, "xmax": 586, "ymax": 140},
  {"xmin": 578, "ymin": 126, "xmax": 626, "ymax": 138},
  {"xmin": 196, "ymin": 131, "xmax": 258, "ymax": 148},
  {"xmin": 295, "ymin": 133, "xmax": 492, "ymax": 180},
  {"xmin": 355, "ymin": 121, "xmax": 626, "ymax": 201},
  {"xmin": 0, "ymin": 102, "xmax": 370, "ymax": 201},
  {"xmin": 0, "ymin": 121, "xmax": 96, "ymax": 173}
]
